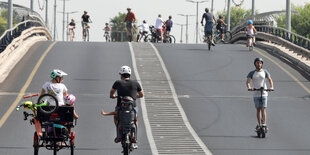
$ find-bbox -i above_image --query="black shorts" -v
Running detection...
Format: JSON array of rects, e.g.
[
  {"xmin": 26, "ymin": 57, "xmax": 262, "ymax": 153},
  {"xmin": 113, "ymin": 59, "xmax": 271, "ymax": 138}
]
[{"xmin": 165, "ymin": 26, "xmax": 171, "ymax": 32}]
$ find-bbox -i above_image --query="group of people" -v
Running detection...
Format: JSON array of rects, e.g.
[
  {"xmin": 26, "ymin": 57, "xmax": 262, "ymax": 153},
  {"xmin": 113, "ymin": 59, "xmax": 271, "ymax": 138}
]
[
  {"xmin": 32, "ymin": 66, "xmax": 143, "ymax": 149},
  {"xmin": 201, "ymin": 7, "xmax": 257, "ymax": 47},
  {"xmin": 124, "ymin": 7, "xmax": 174, "ymax": 42},
  {"xmin": 68, "ymin": 11, "xmax": 93, "ymax": 41}
]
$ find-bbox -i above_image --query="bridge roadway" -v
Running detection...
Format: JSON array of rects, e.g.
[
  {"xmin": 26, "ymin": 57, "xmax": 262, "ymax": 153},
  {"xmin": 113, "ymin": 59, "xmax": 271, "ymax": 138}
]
[{"xmin": 0, "ymin": 41, "xmax": 310, "ymax": 155}]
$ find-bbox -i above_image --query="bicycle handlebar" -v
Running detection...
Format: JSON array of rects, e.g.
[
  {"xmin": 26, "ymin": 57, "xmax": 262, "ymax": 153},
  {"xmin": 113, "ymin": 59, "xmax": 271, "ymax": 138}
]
[{"xmin": 248, "ymin": 87, "xmax": 274, "ymax": 92}]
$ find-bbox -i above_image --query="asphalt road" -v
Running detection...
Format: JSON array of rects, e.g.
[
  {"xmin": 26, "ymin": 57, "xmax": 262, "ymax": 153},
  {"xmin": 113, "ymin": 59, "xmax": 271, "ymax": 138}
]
[{"xmin": 0, "ymin": 41, "xmax": 310, "ymax": 155}]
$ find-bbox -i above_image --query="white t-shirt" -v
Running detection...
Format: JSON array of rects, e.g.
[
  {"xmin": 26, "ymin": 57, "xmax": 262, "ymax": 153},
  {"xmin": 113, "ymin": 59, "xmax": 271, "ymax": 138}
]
[
  {"xmin": 247, "ymin": 70, "xmax": 270, "ymax": 97},
  {"xmin": 140, "ymin": 23, "xmax": 149, "ymax": 32},
  {"xmin": 246, "ymin": 26, "xmax": 254, "ymax": 35},
  {"xmin": 155, "ymin": 17, "xmax": 164, "ymax": 29},
  {"xmin": 42, "ymin": 82, "xmax": 68, "ymax": 106}
]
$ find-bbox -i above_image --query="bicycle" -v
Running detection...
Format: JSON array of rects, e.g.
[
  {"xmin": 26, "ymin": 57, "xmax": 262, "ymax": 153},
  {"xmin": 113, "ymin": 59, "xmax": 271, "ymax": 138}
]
[
  {"xmin": 136, "ymin": 30, "xmax": 149, "ymax": 42},
  {"xmin": 103, "ymin": 32, "xmax": 111, "ymax": 42},
  {"xmin": 247, "ymin": 35, "xmax": 255, "ymax": 51},
  {"xmin": 16, "ymin": 93, "xmax": 76, "ymax": 155},
  {"xmin": 204, "ymin": 31, "xmax": 212, "ymax": 51},
  {"xmin": 249, "ymin": 87, "xmax": 274, "ymax": 138},
  {"xmin": 214, "ymin": 26, "xmax": 232, "ymax": 43},
  {"xmin": 82, "ymin": 21, "xmax": 91, "ymax": 42}
]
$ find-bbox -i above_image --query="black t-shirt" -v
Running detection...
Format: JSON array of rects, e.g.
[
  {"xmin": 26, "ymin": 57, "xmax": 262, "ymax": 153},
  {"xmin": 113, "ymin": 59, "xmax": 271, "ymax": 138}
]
[
  {"xmin": 112, "ymin": 79, "xmax": 142, "ymax": 107},
  {"xmin": 69, "ymin": 22, "xmax": 76, "ymax": 26},
  {"xmin": 81, "ymin": 15, "xmax": 90, "ymax": 22}
]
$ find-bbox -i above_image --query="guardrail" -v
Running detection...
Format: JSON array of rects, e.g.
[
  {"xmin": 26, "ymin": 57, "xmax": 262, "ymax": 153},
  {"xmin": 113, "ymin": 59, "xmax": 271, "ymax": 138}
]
[{"xmin": 0, "ymin": 20, "xmax": 46, "ymax": 52}]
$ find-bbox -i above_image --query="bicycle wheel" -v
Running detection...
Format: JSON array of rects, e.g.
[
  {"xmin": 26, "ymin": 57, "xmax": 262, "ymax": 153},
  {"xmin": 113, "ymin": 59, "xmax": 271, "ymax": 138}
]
[
  {"xmin": 34, "ymin": 132, "xmax": 39, "ymax": 155},
  {"xmin": 37, "ymin": 94, "xmax": 59, "ymax": 114},
  {"xmin": 224, "ymin": 31, "xmax": 232, "ymax": 42},
  {"xmin": 86, "ymin": 29, "xmax": 89, "ymax": 42},
  {"xmin": 207, "ymin": 36, "xmax": 211, "ymax": 50},
  {"xmin": 169, "ymin": 35, "xmax": 176, "ymax": 43}
]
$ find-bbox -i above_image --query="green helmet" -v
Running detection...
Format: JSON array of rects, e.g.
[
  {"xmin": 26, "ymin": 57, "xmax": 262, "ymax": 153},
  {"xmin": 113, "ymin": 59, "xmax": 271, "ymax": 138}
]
[{"xmin": 50, "ymin": 69, "xmax": 68, "ymax": 79}]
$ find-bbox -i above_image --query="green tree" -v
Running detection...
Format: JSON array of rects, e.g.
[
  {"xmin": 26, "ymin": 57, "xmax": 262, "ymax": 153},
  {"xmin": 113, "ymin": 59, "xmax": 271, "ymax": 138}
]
[
  {"xmin": 110, "ymin": 12, "xmax": 127, "ymax": 41},
  {"xmin": 0, "ymin": 10, "xmax": 8, "ymax": 36},
  {"xmin": 276, "ymin": 3, "xmax": 310, "ymax": 38},
  {"xmin": 216, "ymin": 7, "xmax": 252, "ymax": 29}
]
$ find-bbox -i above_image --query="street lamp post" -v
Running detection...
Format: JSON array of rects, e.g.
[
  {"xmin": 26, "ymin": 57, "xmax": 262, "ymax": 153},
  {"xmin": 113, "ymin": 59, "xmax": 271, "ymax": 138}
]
[
  {"xmin": 45, "ymin": 0, "xmax": 48, "ymax": 28},
  {"xmin": 60, "ymin": 0, "xmax": 70, "ymax": 41},
  {"xmin": 7, "ymin": 0, "xmax": 13, "ymax": 29},
  {"xmin": 178, "ymin": 14, "xmax": 195, "ymax": 44},
  {"xmin": 186, "ymin": 0, "xmax": 208, "ymax": 44},
  {"xmin": 54, "ymin": 0, "xmax": 56, "ymax": 40},
  {"xmin": 175, "ymin": 23, "xmax": 186, "ymax": 43}
]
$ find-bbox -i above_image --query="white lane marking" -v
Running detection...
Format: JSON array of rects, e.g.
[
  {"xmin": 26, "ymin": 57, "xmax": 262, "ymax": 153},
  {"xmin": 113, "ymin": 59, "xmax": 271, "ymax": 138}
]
[
  {"xmin": 150, "ymin": 43, "xmax": 213, "ymax": 155},
  {"xmin": 128, "ymin": 42, "xmax": 159, "ymax": 155}
]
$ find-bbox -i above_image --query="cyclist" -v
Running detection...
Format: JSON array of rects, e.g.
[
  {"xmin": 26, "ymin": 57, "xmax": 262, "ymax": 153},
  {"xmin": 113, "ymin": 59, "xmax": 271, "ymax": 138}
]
[
  {"xmin": 81, "ymin": 11, "xmax": 92, "ymax": 39},
  {"xmin": 103, "ymin": 23, "xmax": 111, "ymax": 42},
  {"xmin": 216, "ymin": 15, "xmax": 227, "ymax": 42},
  {"xmin": 34, "ymin": 69, "xmax": 73, "ymax": 138},
  {"xmin": 164, "ymin": 16, "xmax": 173, "ymax": 42},
  {"xmin": 246, "ymin": 58, "xmax": 274, "ymax": 132},
  {"xmin": 245, "ymin": 20, "xmax": 257, "ymax": 47},
  {"xmin": 137, "ymin": 20, "xmax": 149, "ymax": 42},
  {"xmin": 201, "ymin": 8, "xmax": 216, "ymax": 46},
  {"xmin": 68, "ymin": 18, "xmax": 76, "ymax": 41},
  {"xmin": 155, "ymin": 14, "xmax": 165, "ymax": 42},
  {"xmin": 109, "ymin": 66, "xmax": 143, "ymax": 149},
  {"xmin": 124, "ymin": 7, "xmax": 137, "ymax": 41}
]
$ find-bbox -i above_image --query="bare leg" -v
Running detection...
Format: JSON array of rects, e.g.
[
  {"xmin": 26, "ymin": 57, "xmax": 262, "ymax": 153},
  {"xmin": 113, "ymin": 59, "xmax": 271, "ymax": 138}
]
[{"xmin": 257, "ymin": 108, "xmax": 262, "ymax": 125}]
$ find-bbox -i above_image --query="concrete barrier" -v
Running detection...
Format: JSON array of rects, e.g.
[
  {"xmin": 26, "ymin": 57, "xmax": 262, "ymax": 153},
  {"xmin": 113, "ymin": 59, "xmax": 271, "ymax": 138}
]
[{"xmin": 0, "ymin": 27, "xmax": 51, "ymax": 83}]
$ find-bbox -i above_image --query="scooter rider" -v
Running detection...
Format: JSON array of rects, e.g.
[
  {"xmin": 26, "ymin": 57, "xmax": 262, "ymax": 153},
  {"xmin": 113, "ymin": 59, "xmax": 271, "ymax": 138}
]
[
  {"xmin": 246, "ymin": 58, "xmax": 274, "ymax": 132},
  {"xmin": 110, "ymin": 66, "xmax": 143, "ymax": 149}
]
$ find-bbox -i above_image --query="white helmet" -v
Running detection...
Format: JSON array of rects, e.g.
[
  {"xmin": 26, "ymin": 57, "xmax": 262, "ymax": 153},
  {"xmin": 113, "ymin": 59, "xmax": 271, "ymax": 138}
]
[
  {"xmin": 119, "ymin": 66, "xmax": 131, "ymax": 75},
  {"xmin": 50, "ymin": 69, "xmax": 68, "ymax": 79}
]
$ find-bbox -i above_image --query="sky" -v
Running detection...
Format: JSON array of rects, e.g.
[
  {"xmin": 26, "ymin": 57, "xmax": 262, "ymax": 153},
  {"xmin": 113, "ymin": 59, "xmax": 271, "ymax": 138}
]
[{"xmin": 5, "ymin": 0, "xmax": 310, "ymax": 43}]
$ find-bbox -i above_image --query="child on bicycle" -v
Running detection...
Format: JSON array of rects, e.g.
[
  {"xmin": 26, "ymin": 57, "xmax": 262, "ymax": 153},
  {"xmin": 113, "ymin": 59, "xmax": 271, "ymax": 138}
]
[
  {"xmin": 216, "ymin": 15, "xmax": 227, "ymax": 42},
  {"xmin": 245, "ymin": 20, "xmax": 257, "ymax": 47}
]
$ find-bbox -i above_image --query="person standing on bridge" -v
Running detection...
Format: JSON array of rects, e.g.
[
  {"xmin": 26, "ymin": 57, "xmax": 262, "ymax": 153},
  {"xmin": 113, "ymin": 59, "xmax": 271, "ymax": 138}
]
[
  {"xmin": 109, "ymin": 66, "xmax": 143, "ymax": 149},
  {"xmin": 246, "ymin": 58, "xmax": 274, "ymax": 132},
  {"xmin": 201, "ymin": 8, "xmax": 216, "ymax": 46},
  {"xmin": 155, "ymin": 14, "xmax": 165, "ymax": 42}
]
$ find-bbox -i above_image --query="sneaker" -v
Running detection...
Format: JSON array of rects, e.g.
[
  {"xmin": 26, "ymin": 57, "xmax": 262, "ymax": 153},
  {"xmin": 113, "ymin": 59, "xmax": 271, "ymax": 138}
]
[
  {"xmin": 131, "ymin": 143, "xmax": 138, "ymax": 149},
  {"xmin": 114, "ymin": 137, "xmax": 120, "ymax": 143},
  {"xmin": 262, "ymin": 125, "xmax": 269, "ymax": 132}
]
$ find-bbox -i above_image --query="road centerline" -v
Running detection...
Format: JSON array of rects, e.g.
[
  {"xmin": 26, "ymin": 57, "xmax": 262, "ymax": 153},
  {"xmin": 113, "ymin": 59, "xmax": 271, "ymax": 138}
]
[{"xmin": 0, "ymin": 41, "xmax": 57, "ymax": 128}]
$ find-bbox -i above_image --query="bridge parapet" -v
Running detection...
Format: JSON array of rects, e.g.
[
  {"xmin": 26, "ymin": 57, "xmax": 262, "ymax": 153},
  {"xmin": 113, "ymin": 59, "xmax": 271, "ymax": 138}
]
[{"xmin": 230, "ymin": 24, "xmax": 310, "ymax": 60}]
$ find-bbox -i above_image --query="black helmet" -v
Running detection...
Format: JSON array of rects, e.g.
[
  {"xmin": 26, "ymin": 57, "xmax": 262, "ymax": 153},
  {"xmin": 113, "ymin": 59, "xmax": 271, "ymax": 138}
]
[
  {"xmin": 143, "ymin": 20, "xmax": 146, "ymax": 23},
  {"xmin": 219, "ymin": 15, "xmax": 223, "ymax": 19},
  {"xmin": 254, "ymin": 58, "xmax": 263, "ymax": 65},
  {"xmin": 205, "ymin": 8, "xmax": 209, "ymax": 12}
]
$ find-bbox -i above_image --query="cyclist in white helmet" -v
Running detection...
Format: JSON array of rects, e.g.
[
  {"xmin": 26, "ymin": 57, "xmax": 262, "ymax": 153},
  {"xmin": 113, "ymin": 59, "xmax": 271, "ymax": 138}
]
[
  {"xmin": 34, "ymin": 69, "xmax": 71, "ymax": 138},
  {"xmin": 104, "ymin": 65, "xmax": 143, "ymax": 149}
]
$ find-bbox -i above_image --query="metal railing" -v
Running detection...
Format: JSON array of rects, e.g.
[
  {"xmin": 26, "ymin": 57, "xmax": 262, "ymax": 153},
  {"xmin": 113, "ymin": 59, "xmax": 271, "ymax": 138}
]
[
  {"xmin": 255, "ymin": 25, "xmax": 310, "ymax": 50},
  {"xmin": 230, "ymin": 22, "xmax": 310, "ymax": 51},
  {"xmin": 0, "ymin": 20, "xmax": 45, "ymax": 52}
]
